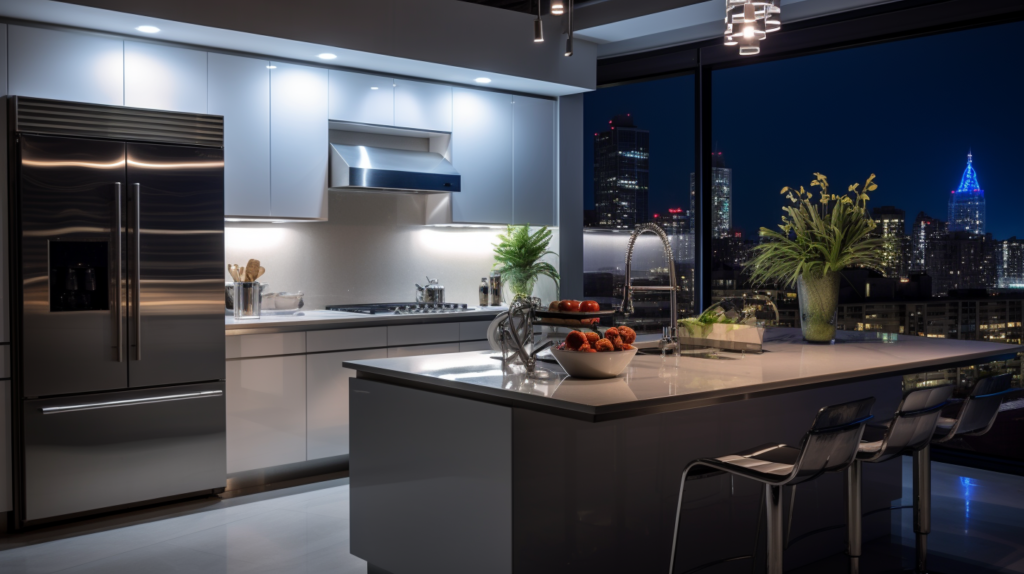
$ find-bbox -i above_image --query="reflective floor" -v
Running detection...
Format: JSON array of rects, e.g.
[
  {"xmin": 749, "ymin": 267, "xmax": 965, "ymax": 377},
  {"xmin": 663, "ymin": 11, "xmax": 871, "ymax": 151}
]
[{"xmin": 0, "ymin": 458, "xmax": 1021, "ymax": 574}]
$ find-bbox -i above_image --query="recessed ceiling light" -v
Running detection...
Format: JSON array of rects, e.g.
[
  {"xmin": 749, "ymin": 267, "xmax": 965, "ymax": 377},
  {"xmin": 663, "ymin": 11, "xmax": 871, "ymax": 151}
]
[
  {"xmin": 474, "ymin": 77, "xmax": 492, "ymax": 84},
  {"xmin": 318, "ymin": 53, "xmax": 337, "ymax": 60},
  {"xmin": 135, "ymin": 25, "xmax": 160, "ymax": 34},
  {"xmin": 266, "ymin": 65, "xmax": 277, "ymax": 69},
  {"xmin": 370, "ymin": 87, "xmax": 379, "ymax": 90}
]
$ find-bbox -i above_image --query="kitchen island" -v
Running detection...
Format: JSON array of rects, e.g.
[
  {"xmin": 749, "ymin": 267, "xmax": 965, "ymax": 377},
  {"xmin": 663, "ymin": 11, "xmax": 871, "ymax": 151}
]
[{"xmin": 344, "ymin": 329, "xmax": 1022, "ymax": 574}]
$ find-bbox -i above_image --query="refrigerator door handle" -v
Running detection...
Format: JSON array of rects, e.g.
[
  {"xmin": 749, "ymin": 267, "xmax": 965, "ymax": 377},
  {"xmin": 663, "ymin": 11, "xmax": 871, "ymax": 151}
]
[
  {"xmin": 114, "ymin": 182, "xmax": 123, "ymax": 362},
  {"xmin": 133, "ymin": 182, "xmax": 142, "ymax": 361},
  {"xmin": 40, "ymin": 390, "xmax": 224, "ymax": 414}
]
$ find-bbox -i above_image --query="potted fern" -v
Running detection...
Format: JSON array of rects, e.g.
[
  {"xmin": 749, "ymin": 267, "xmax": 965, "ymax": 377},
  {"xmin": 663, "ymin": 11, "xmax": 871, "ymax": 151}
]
[
  {"xmin": 493, "ymin": 225, "xmax": 560, "ymax": 302},
  {"xmin": 744, "ymin": 173, "xmax": 883, "ymax": 343}
]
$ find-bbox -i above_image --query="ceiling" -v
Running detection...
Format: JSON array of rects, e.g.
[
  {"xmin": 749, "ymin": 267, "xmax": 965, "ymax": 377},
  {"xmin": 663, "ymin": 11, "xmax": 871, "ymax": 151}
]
[{"xmin": 457, "ymin": 0, "xmax": 536, "ymax": 15}]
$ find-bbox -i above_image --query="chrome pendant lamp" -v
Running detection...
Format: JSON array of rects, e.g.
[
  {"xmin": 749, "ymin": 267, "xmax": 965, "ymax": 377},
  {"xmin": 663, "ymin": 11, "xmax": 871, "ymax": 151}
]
[{"xmin": 724, "ymin": 0, "xmax": 780, "ymax": 55}]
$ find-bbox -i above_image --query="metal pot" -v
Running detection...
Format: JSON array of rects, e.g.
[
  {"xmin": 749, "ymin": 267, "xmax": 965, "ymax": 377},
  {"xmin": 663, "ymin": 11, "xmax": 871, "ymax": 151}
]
[{"xmin": 415, "ymin": 277, "xmax": 445, "ymax": 304}]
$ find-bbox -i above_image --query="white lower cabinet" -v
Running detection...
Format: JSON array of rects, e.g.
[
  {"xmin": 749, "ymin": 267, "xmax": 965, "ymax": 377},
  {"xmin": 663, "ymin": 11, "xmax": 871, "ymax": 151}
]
[
  {"xmin": 387, "ymin": 342, "xmax": 461, "ymax": 358},
  {"xmin": 306, "ymin": 348, "xmax": 387, "ymax": 460},
  {"xmin": 226, "ymin": 355, "xmax": 307, "ymax": 474}
]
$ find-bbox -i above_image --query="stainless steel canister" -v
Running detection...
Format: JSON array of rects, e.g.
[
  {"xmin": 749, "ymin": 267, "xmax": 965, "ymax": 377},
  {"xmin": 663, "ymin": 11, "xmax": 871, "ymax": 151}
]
[
  {"xmin": 488, "ymin": 272, "xmax": 502, "ymax": 306},
  {"xmin": 233, "ymin": 282, "xmax": 261, "ymax": 319}
]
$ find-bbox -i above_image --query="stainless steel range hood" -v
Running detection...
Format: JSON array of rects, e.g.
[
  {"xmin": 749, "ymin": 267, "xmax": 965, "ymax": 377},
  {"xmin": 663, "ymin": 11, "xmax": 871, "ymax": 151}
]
[{"xmin": 329, "ymin": 144, "xmax": 461, "ymax": 193}]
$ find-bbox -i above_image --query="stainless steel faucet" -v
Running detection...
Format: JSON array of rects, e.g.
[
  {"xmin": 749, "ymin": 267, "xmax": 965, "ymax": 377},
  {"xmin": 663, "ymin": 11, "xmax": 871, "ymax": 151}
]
[{"xmin": 621, "ymin": 222, "xmax": 679, "ymax": 343}]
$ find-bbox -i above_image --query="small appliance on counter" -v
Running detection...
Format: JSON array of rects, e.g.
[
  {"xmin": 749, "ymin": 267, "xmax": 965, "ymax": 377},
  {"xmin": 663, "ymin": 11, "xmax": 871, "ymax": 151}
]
[
  {"xmin": 415, "ymin": 277, "xmax": 445, "ymax": 304},
  {"xmin": 327, "ymin": 302, "xmax": 471, "ymax": 315}
]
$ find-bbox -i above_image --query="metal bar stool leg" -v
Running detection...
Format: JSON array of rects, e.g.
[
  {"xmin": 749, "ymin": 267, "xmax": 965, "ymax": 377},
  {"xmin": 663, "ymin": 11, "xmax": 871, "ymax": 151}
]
[
  {"xmin": 847, "ymin": 460, "xmax": 862, "ymax": 574},
  {"xmin": 765, "ymin": 483, "xmax": 785, "ymax": 574},
  {"xmin": 913, "ymin": 445, "xmax": 931, "ymax": 573}
]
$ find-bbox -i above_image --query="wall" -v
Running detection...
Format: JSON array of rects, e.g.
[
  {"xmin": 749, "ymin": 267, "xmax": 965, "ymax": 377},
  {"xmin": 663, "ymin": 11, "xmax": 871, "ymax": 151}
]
[
  {"xmin": 558, "ymin": 94, "xmax": 584, "ymax": 300},
  {"xmin": 225, "ymin": 191, "xmax": 560, "ymax": 309}
]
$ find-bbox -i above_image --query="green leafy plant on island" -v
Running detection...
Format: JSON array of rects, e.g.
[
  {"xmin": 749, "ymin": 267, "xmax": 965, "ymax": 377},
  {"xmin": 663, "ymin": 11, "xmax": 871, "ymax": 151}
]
[
  {"xmin": 492, "ymin": 224, "xmax": 560, "ymax": 301},
  {"xmin": 679, "ymin": 309, "xmax": 736, "ymax": 339}
]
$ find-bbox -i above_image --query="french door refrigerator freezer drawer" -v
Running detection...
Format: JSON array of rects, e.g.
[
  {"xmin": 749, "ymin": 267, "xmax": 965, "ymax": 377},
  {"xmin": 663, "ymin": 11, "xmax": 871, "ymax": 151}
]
[{"xmin": 23, "ymin": 381, "xmax": 226, "ymax": 522}]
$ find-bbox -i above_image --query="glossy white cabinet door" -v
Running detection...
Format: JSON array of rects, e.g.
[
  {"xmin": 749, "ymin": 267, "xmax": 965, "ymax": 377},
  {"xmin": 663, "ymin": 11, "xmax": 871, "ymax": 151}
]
[
  {"xmin": 451, "ymin": 88, "xmax": 513, "ymax": 224},
  {"xmin": 8, "ymin": 25, "xmax": 123, "ymax": 106},
  {"xmin": 124, "ymin": 42, "xmax": 207, "ymax": 113},
  {"xmin": 513, "ymin": 96, "xmax": 556, "ymax": 227},
  {"xmin": 209, "ymin": 53, "xmax": 271, "ymax": 218},
  {"xmin": 270, "ymin": 62, "xmax": 329, "ymax": 220},
  {"xmin": 394, "ymin": 79, "xmax": 452, "ymax": 132},
  {"xmin": 1, "ymin": 378, "xmax": 9, "ymax": 512},
  {"xmin": 306, "ymin": 348, "xmax": 387, "ymax": 461},
  {"xmin": 226, "ymin": 355, "xmax": 307, "ymax": 473},
  {"xmin": 387, "ymin": 342, "xmax": 461, "ymax": 358},
  {"xmin": 329, "ymin": 70, "xmax": 394, "ymax": 126}
]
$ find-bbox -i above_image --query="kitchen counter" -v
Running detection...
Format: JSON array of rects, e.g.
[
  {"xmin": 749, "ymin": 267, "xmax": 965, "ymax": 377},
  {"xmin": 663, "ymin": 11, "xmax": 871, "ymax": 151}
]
[
  {"xmin": 225, "ymin": 307, "xmax": 507, "ymax": 334},
  {"xmin": 345, "ymin": 328, "xmax": 1022, "ymax": 574},
  {"xmin": 344, "ymin": 328, "xmax": 1023, "ymax": 422}
]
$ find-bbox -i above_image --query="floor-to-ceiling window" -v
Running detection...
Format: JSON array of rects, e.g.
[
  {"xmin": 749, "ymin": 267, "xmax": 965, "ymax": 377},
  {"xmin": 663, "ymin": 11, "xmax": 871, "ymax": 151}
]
[{"xmin": 582, "ymin": 75, "xmax": 696, "ymax": 333}]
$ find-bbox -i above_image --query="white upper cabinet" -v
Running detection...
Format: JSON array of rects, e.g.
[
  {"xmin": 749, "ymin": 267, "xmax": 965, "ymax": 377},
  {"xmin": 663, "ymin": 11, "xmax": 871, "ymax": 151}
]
[
  {"xmin": 451, "ymin": 88, "xmax": 513, "ymax": 224},
  {"xmin": 8, "ymin": 25, "xmax": 123, "ymax": 106},
  {"xmin": 124, "ymin": 42, "xmax": 207, "ymax": 114},
  {"xmin": 209, "ymin": 53, "xmax": 271, "ymax": 218},
  {"xmin": 395, "ymin": 79, "xmax": 452, "ymax": 132},
  {"xmin": 270, "ymin": 62, "xmax": 329, "ymax": 220},
  {"xmin": 329, "ymin": 70, "xmax": 394, "ymax": 126},
  {"xmin": 513, "ymin": 96, "xmax": 556, "ymax": 227}
]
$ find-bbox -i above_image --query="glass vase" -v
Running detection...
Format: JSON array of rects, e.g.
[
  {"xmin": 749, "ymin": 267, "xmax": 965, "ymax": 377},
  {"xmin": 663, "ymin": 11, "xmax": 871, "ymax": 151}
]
[
  {"xmin": 797, "ymin": 271, "xmax": 840, "ymax": 344},
  {"xmin": 508, "ymin": 276, "xmax": 537, "ymax": 303}
]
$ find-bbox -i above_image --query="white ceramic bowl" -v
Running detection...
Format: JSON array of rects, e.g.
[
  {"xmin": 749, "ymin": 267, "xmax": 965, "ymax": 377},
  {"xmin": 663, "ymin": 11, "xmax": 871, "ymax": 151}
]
[{"xmin": 550, "ymin": 347, "xmax": 638, "ymax": 379}]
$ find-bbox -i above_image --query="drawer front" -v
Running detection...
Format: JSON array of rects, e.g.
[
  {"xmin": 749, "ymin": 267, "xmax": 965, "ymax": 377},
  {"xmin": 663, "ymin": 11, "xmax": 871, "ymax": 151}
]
[
  {"xmin": 459, "ymin": 321, "xmax": 492, "ymax": 341},
  {"xmin": 307, "ymin": 327, "xmax": 388, "ymax": 354},
  {"xmin": 226, "ymin": 332, "xmax": 306, "ymax": 359},
  {"xmin": 24, "ymin": 382, "xmax": 226, "ymax": 521},
  {"xmin": 307, "ymin": 348, "xmax": 388, "ymax": 461},
  {"xmin": 387, "ymin": 342, "xmax": 461, "ymax": 358},
  {"xmin": 387, "ymin": 323, "xmax": 460, "ymax": 347},
  {"xmin": 226, "ymin": 355, "xmax": 307, "ymax": 473}
]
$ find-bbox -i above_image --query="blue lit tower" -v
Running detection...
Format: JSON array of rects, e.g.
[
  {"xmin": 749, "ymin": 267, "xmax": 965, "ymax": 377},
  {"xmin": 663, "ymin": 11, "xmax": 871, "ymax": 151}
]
[{"xmin": 948, "ymin": 151, "xmax": 985, "ymax": 235}]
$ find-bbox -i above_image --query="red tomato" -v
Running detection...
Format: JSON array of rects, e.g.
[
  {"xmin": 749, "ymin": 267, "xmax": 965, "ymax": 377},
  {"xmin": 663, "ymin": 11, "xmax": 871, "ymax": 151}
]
[
  {"xmin": 579, "ymin": 300, "xmax": 600, "ymax": 313},
  {"xmin": 558, "ymin": 300, "xmax": 581, "ymax": 312}
]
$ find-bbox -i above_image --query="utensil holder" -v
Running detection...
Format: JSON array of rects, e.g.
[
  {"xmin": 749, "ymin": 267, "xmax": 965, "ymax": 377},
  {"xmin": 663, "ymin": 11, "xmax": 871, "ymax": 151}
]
[{"xmin": 233, "ymin": 282, "xmax": 261, "ymax": 320}]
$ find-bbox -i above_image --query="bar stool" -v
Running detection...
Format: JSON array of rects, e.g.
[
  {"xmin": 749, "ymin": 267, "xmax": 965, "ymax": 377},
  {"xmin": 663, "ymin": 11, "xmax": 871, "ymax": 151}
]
[
  {"xmin": 910, "ymin": 373, "xmax": 1014, "ymax": 573},
  {"xmin": 668, "ymin": 397, "xmax": 875, "ymax": 574},
  {"xmin": 845, "ymin": 384, "xmax": 954, "ymax": 574}
]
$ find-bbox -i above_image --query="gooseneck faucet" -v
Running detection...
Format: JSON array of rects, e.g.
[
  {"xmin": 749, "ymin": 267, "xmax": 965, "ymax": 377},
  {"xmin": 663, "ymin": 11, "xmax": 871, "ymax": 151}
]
[{"xmin": 621, "ymin": 222, "xmax": 679, "ymax": 343}]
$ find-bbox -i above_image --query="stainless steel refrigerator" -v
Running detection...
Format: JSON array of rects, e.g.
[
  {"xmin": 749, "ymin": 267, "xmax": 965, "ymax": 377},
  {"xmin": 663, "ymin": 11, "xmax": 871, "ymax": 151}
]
[{"xmin": 9, "ymin": 97, "xmax": 226, "ymax": 527}]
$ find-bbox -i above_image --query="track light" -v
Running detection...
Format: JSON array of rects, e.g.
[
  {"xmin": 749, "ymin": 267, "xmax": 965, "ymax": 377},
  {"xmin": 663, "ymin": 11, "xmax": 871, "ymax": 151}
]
[
  {"xmin": 534, "ymin": 0, "xmax": 544, "ymax": 42},
  {"xmin": 551, "ymin": 0, "xmax": 564, "ymax": 15},
  {"xmin": 564, "ymin": 0, "xmax": 574, "ymax": 56}
]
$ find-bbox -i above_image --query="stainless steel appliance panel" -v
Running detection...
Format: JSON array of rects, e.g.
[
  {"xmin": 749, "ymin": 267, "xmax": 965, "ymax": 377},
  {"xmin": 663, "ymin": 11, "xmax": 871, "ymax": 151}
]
[
  {"xmin": 18, "ymin": 134, "xmax": 128, "ymax": 397},
  {"xmin": 23, "ymin": 381, "xmax": 226, "ymax": 521},
  {"xmin": 126, "ymin": 143, "xmax": 225, "ymax": 387}
]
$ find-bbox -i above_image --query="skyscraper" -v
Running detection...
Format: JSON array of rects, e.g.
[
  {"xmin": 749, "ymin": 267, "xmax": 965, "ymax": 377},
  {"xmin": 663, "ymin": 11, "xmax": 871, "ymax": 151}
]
[
  {"xmin": 912, "ymin": 212, "xmax": 947, "ymax": 272},
  {"xmin": 948, "ymin": 151, "xmax": 986, "ymax": 235},
  {"xmin": 926, "ymin": 231, "xmax": 996, "ymax": 296},
  {"xmin": 870, "ymin": 206, "xmax": 907, "ymax": 279},
  {"xmin": 998, "ymin": 237, "xmax": 1024, "ymax": 289},
  {"xmin": 592, "ymin": 114, "xmax": 649, "ymax": 229},
  {"xmin": 689, "ymin": 151, "xmax": 733, "ymax": 238}
]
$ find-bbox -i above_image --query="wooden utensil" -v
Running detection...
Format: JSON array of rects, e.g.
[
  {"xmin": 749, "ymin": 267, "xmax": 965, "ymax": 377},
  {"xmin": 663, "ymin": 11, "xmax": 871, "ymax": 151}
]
[
  {"xmin": 228, "ymin": 264, "xmax": 240, "ymax": 282},
  {"xmin": 256, "ymin": 266, "xmax": 266, "ymax": 280},
  {"xmin": 244, "ymin": 259, "xmax": 261, "ymax": 283}
]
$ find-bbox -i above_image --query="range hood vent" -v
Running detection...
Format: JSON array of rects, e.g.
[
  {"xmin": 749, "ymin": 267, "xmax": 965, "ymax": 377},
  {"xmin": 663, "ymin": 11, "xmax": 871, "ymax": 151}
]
[{"xmin": 329, "ymin": 144, "xmax": 461, "ymax": 193}]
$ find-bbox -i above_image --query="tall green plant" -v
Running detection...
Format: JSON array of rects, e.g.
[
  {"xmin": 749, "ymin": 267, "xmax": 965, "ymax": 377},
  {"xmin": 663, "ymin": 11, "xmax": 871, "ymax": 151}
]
[
  {"xmin": 744, "ymin": 173, "xmax": 883, "ymax": 287},
  {"xmin": 493, "ymin": 225, "xmax": 560, "ymax": 300}
]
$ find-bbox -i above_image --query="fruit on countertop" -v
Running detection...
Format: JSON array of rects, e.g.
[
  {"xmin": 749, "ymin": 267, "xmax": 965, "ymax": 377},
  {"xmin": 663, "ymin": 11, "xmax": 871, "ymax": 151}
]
[
  {"xmin": 557, "ymin": 328, "xmax": 636, "ymax": 352},
  {"xmin": 579, "ymin": 300, "xmax": 600, "ymax": 312},
  {"xmin": 558, "ymin": 300, "xmax": 581, "ymax": 312}
]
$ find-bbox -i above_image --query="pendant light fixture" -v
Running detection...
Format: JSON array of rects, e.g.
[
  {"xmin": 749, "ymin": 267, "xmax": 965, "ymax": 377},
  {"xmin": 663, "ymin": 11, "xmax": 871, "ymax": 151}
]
[
  {"xmin": 724, "ymin": 0, "xmax": 780, "ymax": 56},
  {"xmin": 551, "ymin": 0, "xmax": 565, "ymax": 16},
  {"xmin": 564, "ymin": 0, "xmax": 574, "ymax": 56},
  {"xmin": 534, "ymin": 0, "xmax": 544, "ymax": 42}
]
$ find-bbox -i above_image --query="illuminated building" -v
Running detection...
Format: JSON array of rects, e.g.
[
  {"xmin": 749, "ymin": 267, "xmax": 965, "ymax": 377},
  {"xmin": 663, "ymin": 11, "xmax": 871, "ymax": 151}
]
[
  {"xmin": 689, "ymin": 151, "xmax": 732, "ymax": 238},
  {"xmin": 592, "ymin": 114, "xmax": 649, "ymax": 229},
  {"xmin": 948, "ymin": 151, "xmax": 986, "ymax": 235}
]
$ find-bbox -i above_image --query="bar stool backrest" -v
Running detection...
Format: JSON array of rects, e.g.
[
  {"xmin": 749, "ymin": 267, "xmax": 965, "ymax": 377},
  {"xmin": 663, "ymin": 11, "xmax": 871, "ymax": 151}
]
[
  {"xmin": 790, "ymin": 397, "xmax": 875, "ymax": 485},
  {"xmin": 868, "ymin": 385, "xmax": 953, "ymax": 462},
  {"xmin": 951, "ymin": 373, "xmax": 1013, "ymax": 436}
]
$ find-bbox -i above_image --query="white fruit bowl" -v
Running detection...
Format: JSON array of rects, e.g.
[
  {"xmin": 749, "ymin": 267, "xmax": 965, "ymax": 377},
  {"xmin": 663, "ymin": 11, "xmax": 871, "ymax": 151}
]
[{"xmin": 550, "ymin": 347, "xmax": 638, "ymax": 379}]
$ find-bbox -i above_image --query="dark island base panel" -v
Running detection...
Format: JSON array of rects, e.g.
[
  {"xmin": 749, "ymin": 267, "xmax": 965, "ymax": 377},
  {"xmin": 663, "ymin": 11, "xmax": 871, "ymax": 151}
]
[{"xmin": 350, "ymin": 376, "xmax": 903, "ymax": 574}]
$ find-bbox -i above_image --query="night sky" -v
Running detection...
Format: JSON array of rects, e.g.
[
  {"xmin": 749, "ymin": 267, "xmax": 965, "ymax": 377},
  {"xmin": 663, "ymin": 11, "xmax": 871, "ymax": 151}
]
[{"xmin": 583, "ymin": 20, "xmax": 1024, "ymax": 240}]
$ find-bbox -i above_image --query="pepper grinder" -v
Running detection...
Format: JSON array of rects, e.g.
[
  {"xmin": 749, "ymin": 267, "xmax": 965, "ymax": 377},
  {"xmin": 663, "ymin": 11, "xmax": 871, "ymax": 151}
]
[{"xmin": 478, "ymin": 277, "xmax": 489, "ymax": 307}]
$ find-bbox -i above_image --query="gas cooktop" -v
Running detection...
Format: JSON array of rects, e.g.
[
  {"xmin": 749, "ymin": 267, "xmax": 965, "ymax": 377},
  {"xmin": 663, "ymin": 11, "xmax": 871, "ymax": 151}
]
[{"xmin": 325, "ymin": 302, "xmax": 471, "ymax": 315}]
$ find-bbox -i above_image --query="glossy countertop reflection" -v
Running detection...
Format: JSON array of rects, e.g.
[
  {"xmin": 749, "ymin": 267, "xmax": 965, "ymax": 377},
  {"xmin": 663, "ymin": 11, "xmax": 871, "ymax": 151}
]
[
  {"xmin": 225, "ymin": 307, "xmax": 506, "ymax": 334},
  {"xmin": 344, "ymin": 328, "xmax": 1023, "ymax": 421}
]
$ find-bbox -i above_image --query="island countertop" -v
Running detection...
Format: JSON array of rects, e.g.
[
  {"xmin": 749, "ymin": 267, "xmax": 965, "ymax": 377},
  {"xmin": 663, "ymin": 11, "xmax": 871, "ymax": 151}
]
[{"xmin": 344, "ymin": 328, "xmax": 1023, "ymax": 422}]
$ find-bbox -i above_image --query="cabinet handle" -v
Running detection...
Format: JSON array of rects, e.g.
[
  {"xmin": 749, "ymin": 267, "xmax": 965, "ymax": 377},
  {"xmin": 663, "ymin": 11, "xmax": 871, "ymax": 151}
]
[
  {"xmin": 41, "ymin": 390, "xmax": 223, "ymax": 414},
  {"xmin": 133, "ymin": 183, "xmax": 142, "ymax": 361},
  {"xmin": 114, "ymin": 182, "xmax": 123, "ymax": 363}
]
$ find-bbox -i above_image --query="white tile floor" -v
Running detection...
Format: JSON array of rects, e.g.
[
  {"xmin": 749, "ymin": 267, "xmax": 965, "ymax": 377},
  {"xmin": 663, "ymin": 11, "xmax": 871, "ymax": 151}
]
[{"xmin": 0, "ymin": 460, "xmax": 1022, "ymax": 574}]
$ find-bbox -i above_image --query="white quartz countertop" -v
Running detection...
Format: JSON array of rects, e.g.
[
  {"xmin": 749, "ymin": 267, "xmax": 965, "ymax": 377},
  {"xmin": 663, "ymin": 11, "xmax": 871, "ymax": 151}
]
[
  {"xmin": 225, "ymin": 307, "xmax": 506, "ymax": 334},
  {"xmin": 343, "ymin": 328, "xmax": 1023, "ymax": 421}
]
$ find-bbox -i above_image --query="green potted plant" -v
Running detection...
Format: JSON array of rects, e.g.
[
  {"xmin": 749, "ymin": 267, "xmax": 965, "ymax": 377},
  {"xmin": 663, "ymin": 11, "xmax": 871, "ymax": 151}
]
[
  {"xmin": 744, "ymin": 173, "xmax": 883, "ymax": 343},
  {"xmin": 493, "ymin": 224, "xmax": 560, "ymax": 302}
]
